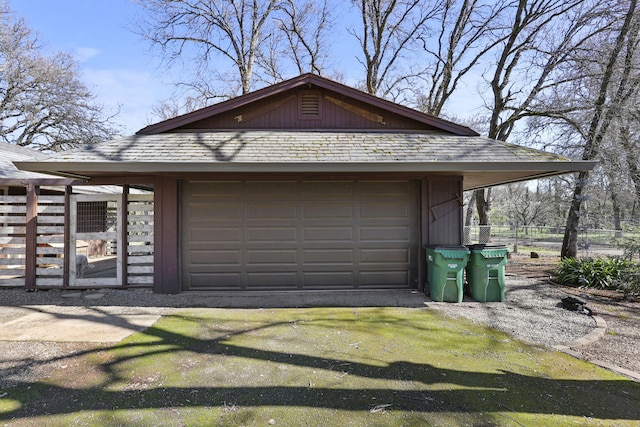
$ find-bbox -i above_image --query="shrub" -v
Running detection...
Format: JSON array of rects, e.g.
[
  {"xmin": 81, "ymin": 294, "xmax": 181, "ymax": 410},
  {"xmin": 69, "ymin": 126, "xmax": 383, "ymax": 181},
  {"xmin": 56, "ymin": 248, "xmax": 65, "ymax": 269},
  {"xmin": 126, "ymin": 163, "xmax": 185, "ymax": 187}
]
[
  {"xmin": 553, "ymin": 257, "xmax": 638, "ymax": 293},
  {"xmin": 617, "ymin": 238, "xmax": 640, "ymax": 261}
]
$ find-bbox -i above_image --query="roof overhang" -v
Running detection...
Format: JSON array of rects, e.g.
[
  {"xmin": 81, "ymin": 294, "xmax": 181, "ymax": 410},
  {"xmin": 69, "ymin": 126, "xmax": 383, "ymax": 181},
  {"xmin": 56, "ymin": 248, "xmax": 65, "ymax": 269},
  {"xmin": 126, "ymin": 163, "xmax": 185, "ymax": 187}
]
[{"xmin": 15, "ymin": 160, "xmax": 596, "ymax": 191}]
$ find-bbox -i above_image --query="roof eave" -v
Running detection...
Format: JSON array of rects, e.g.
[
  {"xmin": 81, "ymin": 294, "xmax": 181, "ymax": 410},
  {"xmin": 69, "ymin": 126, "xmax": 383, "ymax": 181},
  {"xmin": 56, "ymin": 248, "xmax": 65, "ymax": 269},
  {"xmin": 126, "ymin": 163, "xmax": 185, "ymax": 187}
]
[{"xmin": 16, "ymin": 160, "xmax": 597, "ymax": 174}]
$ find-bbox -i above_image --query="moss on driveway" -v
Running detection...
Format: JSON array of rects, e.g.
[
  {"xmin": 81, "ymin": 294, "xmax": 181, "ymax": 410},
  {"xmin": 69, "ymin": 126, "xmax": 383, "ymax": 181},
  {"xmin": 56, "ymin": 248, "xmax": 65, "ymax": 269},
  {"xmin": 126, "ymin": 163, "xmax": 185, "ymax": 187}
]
[{"xmin": 1, "ymin": 307, "xmax": 639, "ymax": 426}]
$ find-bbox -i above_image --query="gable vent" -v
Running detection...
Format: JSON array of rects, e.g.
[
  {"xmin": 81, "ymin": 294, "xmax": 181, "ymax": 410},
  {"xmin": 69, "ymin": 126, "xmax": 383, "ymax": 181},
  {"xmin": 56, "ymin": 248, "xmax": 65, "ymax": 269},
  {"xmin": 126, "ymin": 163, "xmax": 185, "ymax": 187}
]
[{"xmin": 301, "ymin": 94, "xmax": 320, "ymax": 116}]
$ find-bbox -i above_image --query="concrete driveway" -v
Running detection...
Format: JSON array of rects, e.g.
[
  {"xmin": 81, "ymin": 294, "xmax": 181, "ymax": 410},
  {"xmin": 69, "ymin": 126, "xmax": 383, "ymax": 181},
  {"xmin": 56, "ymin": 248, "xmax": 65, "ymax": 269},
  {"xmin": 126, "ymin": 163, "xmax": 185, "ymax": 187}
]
[{"xmin": 0, "ymin": 305, "xmax": 163, "ymax": 343}]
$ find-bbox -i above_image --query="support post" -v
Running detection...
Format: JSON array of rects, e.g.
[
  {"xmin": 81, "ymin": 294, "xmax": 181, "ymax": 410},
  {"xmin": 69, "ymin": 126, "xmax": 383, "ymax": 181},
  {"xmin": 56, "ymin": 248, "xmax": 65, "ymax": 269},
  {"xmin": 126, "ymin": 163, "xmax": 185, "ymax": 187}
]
[
  {"xmin": 121, "ymin": 185, "xmax": 129, "ymax": 287},
  {"xmin": 25, "ymin": 184, "xmax": 39, "ymax": 290},
  {"xmin": 63, "ymin": 186, "xmax": 71, "ymax": 287}
]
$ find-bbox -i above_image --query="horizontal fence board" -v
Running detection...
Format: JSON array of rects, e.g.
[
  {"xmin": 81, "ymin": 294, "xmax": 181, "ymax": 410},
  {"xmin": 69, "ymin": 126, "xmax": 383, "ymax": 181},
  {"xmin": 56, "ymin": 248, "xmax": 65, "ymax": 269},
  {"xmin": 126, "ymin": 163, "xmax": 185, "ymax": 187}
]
[
  {"xmin": 128, "ymin": 255, "xmax": 154, "ymax": 264},
  {"xmin": 0, "ymin": 216, "xmax": 27, "ymax": 225},
  {"xmin": 75, "ymin": 232, "xmax": 117, "ymax": 240},
  {"xmin": 36, "ymin": 235, "xmax": 64, "ymax": 244},
  {"xmin": 0, "ymin": 278, "xmax": 26, "ymax": 286},
  {"xmin": 37, "ymin": 226, "xmax": 65, "ymax": 234},
  {"xmin": 0, "ymin": 206, "xmax": 27, "ymax": 214},
  {"xmin": 35, "ymin": 278, "xmax": 64, "ymax": 287},
  {"xmin": 38, "ymin": 196, "xmax": 65, "ymax": 204},
  {"xmin": 0, "ymin": 196, "xmax": 27, "ymax": 203},
  {"xmin": 0, "ymin": 226, "xmax": 26, "ymax": 234},
  {"xmin": 127, "ymin": 214, "xmax": 153, "ymax": 222},
  {"xmin": 128, "ymin": 245, "xmax": 154, "ymax": 254},
  {"xmin": 127, "ymin": 276, "xmax": 154, "ymax": 285},
  {"xmin": 128, "ymin": 236, "xmax": 153, "ymax": 243},
  {"xmin": 127, "ymin": 225, "xmax": 153, "ymax": 233},
  {"xmin": 37, "ymin": 205, "xmax": 65, "ymax": 214},
  {"xmin": 0, "ymin": 246, "xmax": 25, "ymax": 254},
  {"xmin": 128, "ymin": 265, "xmax": 153, "ymax": 274},
  {"xmin": 36, "ymin": 247, "xmax": 64, "ymax": 255},
  {"xmin": 36, "ymin": 257, "xmax": 64, "ymax": 266},
  {"xmin": 129, "ymin": 194, "xmax": 154, "ymax": 202},
  {"xmin": 0, "ymin": 260, "xmax": 25, "ymax": 267},
  {"xmin": 0, "ymin": 268, "xmax": 25, "ymax": 275},
  {"xmin": 0, "ymin": 237, "xmax": 26, "ymax": 245},
  {"xmin": 73, "ymin": 194, "xmax": 120, "ymax": 202},
  {"xmin": 36, "ymin": 268, "xmax": 64, "ymax": 276},
  {"xmin": 128, "ymin": 202, "xmax": 154, "ymax": 210}
]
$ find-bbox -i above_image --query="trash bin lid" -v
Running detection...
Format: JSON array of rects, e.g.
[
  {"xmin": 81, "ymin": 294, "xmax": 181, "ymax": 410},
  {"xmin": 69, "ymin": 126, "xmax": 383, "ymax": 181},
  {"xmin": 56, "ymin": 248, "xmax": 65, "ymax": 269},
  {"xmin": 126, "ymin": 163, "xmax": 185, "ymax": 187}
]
[
  {"xmin": 467, "ymin": 244, "xmax": 507, "ymax": 250},
  {"xmin": 424, "ymin": 245, "xmax": 470, "ymax": 258}
]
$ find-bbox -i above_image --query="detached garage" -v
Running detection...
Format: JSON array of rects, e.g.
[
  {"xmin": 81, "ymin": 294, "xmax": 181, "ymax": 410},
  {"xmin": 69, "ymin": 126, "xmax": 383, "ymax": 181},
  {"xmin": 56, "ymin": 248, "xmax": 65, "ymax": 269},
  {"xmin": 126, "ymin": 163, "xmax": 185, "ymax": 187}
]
[{"xmin": 16, "ymin": 74, "xmax": 595, "ymax": 294}]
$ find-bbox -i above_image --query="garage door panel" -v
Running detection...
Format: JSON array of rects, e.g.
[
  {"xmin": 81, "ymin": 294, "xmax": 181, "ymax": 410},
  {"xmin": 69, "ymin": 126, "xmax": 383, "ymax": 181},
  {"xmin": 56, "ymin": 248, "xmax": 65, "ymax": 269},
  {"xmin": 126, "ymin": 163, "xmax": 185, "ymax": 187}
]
[
  {"xmin": 189, "ymin": 227, "xmax": 242, "ymax": 243},
  {"xmin": 189, "ymin": 250, "xmax": 241, "ymax": 266},
  {"xmin": 247, "ymin": 249, "xmax": 297, "ymax": 264},
  {"xmin": 247, "ymin": 203, "xmax": 297, "ymax": 219},
  {"xmin": 246, "ymin": 272, "xmax": 298, "ymax": 288},
  {"xmin": 304, "ymin": 226, "xmax": 353, "ymax": 241},
  {"xmin": 247, "ymin": 227, "xmax": 297, "ymax": 242},
  {"xmin": 190, "ymin": 204, "xmax": 242, "ymax": 220},
  {"xmin": 304, "ymin": 203, "xmax": 354, "ymax": 219},
  {"xmin": 182, "ymin": 179, "xmax": 418, "ymax": 291},
  {"xmin": 360, "ymin": 226, "xmax": 411, "ymax": 241},
  {"xmin": 360, "ymin": 202, "xmax": 410, "ymax": 219},
  {"xmin": 303, "ymin": 271, "xmax": 356, "ymax": 286},
  {"xmin": 303, "ymin": 249, "xmax": 354, "ymax": 264},
  {"xmin": 360, "ymin": 248, "xmax": 409, "ymax": 263}
]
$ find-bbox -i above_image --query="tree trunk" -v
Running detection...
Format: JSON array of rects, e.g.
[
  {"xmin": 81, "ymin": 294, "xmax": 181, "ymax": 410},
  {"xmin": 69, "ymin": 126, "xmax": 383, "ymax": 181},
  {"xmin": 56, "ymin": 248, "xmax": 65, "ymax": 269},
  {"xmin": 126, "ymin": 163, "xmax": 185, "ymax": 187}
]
[
  {"xmin": 463, "ymin": 192, "xmax": 475, "ymax": 244},
  {"xmin": 611, "ymin": 189, "xmax": 623, "ymax": 238},
  {"xmin": 561, "ymin": 171, "xmax": 589, "ymax": 258},
  {"xmin": 475, "ymin": 188, "xmax": 491, "ymax": 243}
]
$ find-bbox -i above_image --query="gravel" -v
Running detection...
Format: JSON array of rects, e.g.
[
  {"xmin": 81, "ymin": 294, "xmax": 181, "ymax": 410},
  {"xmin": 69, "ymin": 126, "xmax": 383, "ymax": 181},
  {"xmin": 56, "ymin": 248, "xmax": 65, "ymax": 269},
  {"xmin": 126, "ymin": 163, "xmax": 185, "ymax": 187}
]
[{"xmin": 427, "ymin": 275, "xmax": 596, "ymax": 349}]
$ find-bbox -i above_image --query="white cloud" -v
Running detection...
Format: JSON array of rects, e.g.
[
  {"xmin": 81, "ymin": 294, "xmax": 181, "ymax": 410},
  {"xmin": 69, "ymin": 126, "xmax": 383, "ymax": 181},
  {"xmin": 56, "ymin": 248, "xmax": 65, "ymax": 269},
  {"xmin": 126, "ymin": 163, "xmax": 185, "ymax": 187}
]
[
  {"xmin": 81, "ymin": 67, "xmax": 173, "ymax": 134},
  {"xmin": 75, "ymin": 47, "xmax": 102, "ymax": 63}
]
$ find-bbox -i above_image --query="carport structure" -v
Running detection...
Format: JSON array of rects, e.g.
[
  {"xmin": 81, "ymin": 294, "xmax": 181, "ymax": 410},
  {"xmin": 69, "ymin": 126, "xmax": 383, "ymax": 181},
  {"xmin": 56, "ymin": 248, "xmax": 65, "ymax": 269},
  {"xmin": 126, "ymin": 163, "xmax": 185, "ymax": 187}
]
[{"xmin": 16, "ymin": 74, "xmax": 595, "ymax": 294}]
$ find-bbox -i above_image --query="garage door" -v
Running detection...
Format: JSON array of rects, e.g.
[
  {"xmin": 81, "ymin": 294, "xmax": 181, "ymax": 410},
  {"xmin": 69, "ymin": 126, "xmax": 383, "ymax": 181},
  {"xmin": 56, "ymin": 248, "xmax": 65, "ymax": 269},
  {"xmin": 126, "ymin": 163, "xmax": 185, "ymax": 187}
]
[{"xmin": 181, "ymin": 180, "xmax": 419, "ymax": 291}]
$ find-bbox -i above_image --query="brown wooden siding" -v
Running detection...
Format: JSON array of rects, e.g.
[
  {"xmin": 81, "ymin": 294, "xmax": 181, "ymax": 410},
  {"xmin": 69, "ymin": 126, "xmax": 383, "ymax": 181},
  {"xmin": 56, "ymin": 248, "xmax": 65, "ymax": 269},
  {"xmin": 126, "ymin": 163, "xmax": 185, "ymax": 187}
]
[
  {"xmin": 426, "ymin": 177, "xmax": 464, "ymax": 246},
  {"xmin": 176, "ymin": 88, "xmax": 438, "ymax": 131}
]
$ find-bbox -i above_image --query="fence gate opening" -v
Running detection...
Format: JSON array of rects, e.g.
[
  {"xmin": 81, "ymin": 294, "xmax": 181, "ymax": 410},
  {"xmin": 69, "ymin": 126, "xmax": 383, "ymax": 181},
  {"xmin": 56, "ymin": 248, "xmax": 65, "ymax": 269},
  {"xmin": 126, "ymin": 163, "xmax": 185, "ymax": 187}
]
[{"xmin": 69, "ymin": 194, "xmax": 122, "ymax": 286}]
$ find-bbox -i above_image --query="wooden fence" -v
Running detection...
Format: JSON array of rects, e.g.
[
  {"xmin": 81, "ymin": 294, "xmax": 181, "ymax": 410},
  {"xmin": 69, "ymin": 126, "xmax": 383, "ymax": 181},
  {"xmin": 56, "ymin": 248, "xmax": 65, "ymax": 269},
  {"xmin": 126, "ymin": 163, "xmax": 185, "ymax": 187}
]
[{"xmin": 0, "ymin": 187, "xmax": 154, "ymax": 289}]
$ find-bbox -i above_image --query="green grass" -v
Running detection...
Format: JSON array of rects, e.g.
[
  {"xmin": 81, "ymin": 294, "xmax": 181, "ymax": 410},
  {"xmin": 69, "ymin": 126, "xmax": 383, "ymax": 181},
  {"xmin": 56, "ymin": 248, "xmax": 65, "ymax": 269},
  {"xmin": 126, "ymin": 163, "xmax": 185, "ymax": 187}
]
[{"xmin": 1, "ymin": 307, "xmax": 639, "ymax": 426}]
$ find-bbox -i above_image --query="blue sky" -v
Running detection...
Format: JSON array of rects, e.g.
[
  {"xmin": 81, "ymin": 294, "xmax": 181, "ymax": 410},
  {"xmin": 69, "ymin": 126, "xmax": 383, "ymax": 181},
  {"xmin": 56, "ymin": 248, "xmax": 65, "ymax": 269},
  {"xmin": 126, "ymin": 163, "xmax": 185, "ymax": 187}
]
[
  {"xmin": 11, "ymin": 0, "xmax": 174, "ymax": 134},
  {"xmin": 10, "ymin": 1, "xmax": 483, "ymax": 136}
]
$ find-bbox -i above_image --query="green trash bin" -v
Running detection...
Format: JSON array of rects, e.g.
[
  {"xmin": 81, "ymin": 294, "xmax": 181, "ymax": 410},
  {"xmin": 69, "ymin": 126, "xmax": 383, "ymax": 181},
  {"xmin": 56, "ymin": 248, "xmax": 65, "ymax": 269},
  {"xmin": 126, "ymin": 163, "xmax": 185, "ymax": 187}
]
[
  {"xmin": 425, "ymin": 245, "xmax": 470, "ymax": 303},
  {"xmin": 466, "ymin": 244, "xmax": 509, "ymax": 302}
]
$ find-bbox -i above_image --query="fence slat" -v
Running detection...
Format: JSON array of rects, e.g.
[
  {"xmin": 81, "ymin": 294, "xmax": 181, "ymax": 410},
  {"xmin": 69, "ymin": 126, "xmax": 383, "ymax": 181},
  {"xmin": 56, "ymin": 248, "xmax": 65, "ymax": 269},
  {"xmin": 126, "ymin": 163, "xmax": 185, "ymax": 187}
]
[
  {"xmin": 128, "ymin": 255, "xmax": 154, "ymax": 264},
  {"xmin": 0, "ymin": 278, "xmax": 26, "ymax": 286},
  {"xmin": 127, "ymin": 276, "xmax": 154, "ymax": 285}
]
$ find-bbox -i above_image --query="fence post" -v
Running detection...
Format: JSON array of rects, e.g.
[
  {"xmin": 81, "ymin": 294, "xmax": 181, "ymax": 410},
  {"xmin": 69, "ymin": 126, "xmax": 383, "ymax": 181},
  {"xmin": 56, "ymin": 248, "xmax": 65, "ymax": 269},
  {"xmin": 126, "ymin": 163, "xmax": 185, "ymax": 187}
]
[{"xmin": 25, "ymin": 184, "xmax": 39, "ymax": 291}]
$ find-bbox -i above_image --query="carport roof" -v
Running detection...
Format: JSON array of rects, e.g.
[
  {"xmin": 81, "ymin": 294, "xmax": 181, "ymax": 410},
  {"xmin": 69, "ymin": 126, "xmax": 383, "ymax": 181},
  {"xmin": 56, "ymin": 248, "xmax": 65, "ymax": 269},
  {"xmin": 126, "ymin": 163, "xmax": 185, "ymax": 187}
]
[{"xmin": 15, "ymin": 130, "xmax": 594, "ymax": 190}]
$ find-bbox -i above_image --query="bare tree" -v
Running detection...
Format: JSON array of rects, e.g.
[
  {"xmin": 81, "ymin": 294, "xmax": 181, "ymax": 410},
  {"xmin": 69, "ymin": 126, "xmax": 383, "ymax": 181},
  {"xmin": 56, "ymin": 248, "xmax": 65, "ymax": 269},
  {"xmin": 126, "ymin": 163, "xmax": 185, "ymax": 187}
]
[
  {"xmin": 417, "ymin": 0, "xmax": 510, "ymax": 116},
  {"xmin": 469, "ymin": 0, "xmax": 610, "ymax": 241},
  {"xmin": 541, "ymin": 0, "xmax": 640, "ymax": 257},
  {"xmin": 135, "ymin": 0, "xmax": 283, "ymax": 97},
  {"xmin": 276, "ymin": 0, "xmax": 333, "ymax": 75},
  {"xmin": 349, "ymin": 0, "xmax": 443, "ymax": 97},
  {"xmin": 0, "ymin": 3, "xmax": 119, "ymax": 151}
]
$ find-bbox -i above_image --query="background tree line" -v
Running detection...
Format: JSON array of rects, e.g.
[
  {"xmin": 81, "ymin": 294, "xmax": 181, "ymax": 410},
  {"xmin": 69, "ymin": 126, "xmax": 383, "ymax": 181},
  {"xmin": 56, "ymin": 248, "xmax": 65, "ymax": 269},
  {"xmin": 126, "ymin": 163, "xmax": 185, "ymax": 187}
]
[{"xmin": 2, "ymin": 0, "xmax": 640, "ymax": 258}]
